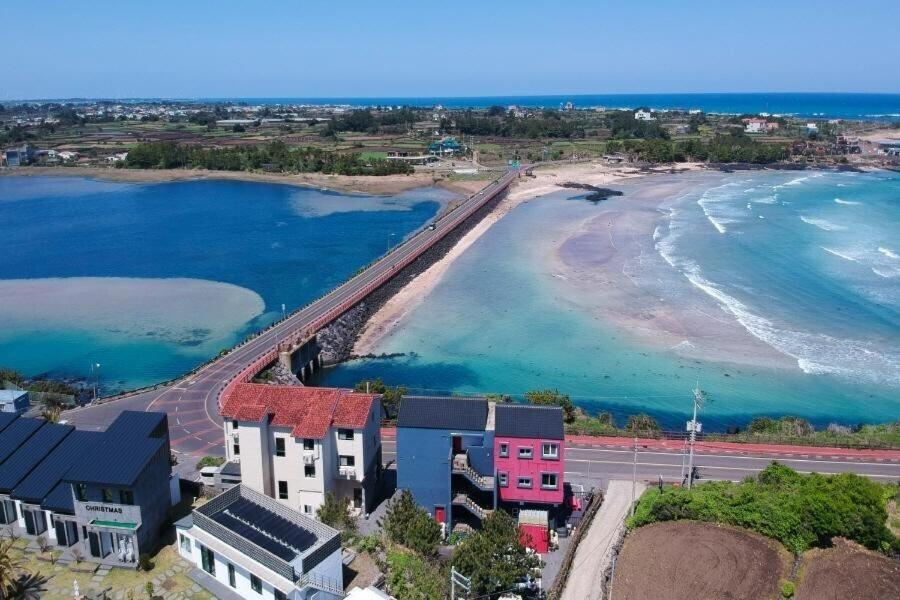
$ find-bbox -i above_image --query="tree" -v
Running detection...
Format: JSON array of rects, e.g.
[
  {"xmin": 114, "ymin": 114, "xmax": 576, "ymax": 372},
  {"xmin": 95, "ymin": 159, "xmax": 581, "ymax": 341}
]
[
  {"xmin": 451, "ymin": 511, "xmax": 541, "ymax": 596},
  {"xmin": 626, "ymin": 413, "xmax": 660, "ymax": 433},
  {"xmin": 381, "ymin": 490, "xmax": 441, "ymax": 557},
  {"xmin": 195, "ymin": 456, "xmax": 226, "ymax": 470},
  {"xmin": 524, "ymin": 389, "xmax": 576, "ymax": 423},
  {"xmin": 355, "ymin": 379, "xmax": 405, "ymax": 419},
  {"xmin": 0, "ymin": 539, "xmax": 47, "ymax": 599},
  {"xmin": 316, "ymin": 492, "xmax": 356, "ymax": 532}
]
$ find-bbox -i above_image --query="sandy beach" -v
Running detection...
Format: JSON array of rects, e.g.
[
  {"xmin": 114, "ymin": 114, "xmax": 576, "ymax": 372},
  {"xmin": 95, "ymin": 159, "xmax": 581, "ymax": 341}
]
[
  {"xmin": 0, "ymin": 165, "xmax": 489, "ymax": 197},
  {"xmin": 353, "ymin": 161, "xmax": 704, "ymax": 354}
]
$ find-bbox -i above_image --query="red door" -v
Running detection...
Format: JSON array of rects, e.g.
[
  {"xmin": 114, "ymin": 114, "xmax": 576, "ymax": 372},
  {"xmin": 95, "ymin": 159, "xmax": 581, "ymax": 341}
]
[
  {"xmin": 434, "ymin": 506, "xmax": 446, "ymax": 523},
  {"xmin": 452, "ymin": 436, "xmax": 462, "ymax": 454}
]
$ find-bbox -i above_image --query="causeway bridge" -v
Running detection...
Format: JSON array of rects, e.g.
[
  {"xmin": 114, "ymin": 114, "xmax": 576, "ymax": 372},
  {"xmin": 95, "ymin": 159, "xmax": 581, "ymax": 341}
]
[{"xmin": 66, "ymin": 168, "xmax": 522, "ymax": 459}]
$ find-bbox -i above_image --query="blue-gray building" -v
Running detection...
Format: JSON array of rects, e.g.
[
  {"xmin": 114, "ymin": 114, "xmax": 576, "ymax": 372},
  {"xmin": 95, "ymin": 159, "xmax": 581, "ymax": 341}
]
[
  {"xmin": 0, "ymin": 390, "xmax": 29, "ymax": 414},
  {"xmin": 396, "ymin": 396, "xmax": 495, "ymax": 530},
  {"xmin": 0, "ymin": 410, "xmax": 175, "ymax": 567},
  {"xmin": 2, "ymin": 144, "xmax": 35, "ymax": 167}
]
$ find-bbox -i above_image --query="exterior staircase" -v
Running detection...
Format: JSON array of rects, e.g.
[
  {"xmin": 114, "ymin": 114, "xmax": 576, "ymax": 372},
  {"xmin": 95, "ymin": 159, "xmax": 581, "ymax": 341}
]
[
  {"xmin": 452, "ymin": 492, "xmax": 493, "ymax": 521},
  {"xmin": 452, "ymin": 453, "xmax": 495, "ymax": 491}
]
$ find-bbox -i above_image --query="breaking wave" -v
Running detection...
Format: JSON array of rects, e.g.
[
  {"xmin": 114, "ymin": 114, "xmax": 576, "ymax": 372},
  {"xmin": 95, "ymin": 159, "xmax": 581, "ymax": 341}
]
[
  {"xmin": 800, "ymin": 216, "xmax": 846, "ymax": 231},
  {"xmin": 821, "ymin": 247, "xmax": 857, "ymax": 262},
  {"xmin": 834, "ymin": 198, "xmax": 860, "ymax": 205},
  {"xmin": 878, "ymin": 246, "xmax": 899, "ymax": 260}
]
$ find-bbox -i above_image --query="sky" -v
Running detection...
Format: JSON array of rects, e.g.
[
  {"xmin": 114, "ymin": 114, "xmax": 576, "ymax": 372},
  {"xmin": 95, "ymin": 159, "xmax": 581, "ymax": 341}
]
[{"xmin": 3, "ymin": 0, "xmax": 900, "ymax": 100}]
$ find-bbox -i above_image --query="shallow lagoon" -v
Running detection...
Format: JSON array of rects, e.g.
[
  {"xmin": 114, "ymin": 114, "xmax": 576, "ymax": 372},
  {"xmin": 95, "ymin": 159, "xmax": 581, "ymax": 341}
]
[{"xmin": 0, "ymin": 176, "xmax": 453, "ymax": 391}]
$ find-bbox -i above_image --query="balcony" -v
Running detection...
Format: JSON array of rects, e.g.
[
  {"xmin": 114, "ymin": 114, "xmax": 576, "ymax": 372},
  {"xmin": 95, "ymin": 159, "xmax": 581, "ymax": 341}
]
[
  {"xmin": 451, "ymin": 453, "xmax": 494, "ymax": 491},
  {"xmin": 337, "ymin": 466, "xmax": 356, "ymax": 479},
  {"xmin": 302, "ymin": 452, "xmax": 315, "ymax": 465}
]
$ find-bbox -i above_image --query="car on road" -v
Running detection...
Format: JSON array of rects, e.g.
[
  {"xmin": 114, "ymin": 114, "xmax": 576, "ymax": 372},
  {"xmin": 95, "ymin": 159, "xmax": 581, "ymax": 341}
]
[{"xmin": 427, "ymin": 222, "xmax": 437, "ymax": 230}]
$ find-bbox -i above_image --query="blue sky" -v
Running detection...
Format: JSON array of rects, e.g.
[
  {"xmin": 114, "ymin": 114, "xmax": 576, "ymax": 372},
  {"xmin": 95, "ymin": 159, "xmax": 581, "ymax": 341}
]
[{"xmin": 3, "ymin": 0, "xmax": 899, "ymax": 99}]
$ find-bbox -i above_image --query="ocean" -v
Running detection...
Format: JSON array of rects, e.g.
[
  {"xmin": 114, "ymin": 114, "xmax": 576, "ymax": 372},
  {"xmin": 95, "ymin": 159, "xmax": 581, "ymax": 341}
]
[
  {"xmin": 0, "ymin": 176, "xmax": 454, "ymax": 392},
  {"xmin": 319, "ymin": 169, "xmax": 900, "ymax": 430}
]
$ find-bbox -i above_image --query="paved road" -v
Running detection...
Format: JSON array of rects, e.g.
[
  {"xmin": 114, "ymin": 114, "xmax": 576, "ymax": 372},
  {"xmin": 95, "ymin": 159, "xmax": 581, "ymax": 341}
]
[
  {"xmin": 380, "ymin": 437, "xmax": 900, "ymax": 485},
  {"xmin": 64, "ymin": 170, "xmax": 520, "ymax": 457},
  {"xmin": 561, "ymin": 480, "xmax": 644, "ymax": 600}
]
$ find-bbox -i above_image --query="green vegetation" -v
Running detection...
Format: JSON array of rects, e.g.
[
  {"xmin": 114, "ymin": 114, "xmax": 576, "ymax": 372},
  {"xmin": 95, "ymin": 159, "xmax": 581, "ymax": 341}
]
[
  {"xmin": 195, "ymin": 456, "xmax": 225, "ymax": 470},
  {"xmin": 385, "ymin": 548, "xmax": 448, "ymax": 599},
  {"xmin": 706, "ymin": 417, "xmax": 900, "ymax": 448},
  {"xmin": 629, "ymin": 463, "xmax": 899, "ymax": 554},
  {"xmin": 607, "ymin": 131, "xmax": 790, "ymax": 164},
  {"xmin": 316, "ymin": 492, "xmax": 357, "ymax": 533},
  {"xmin": 449, "ymin": 109, "xmax": 584, "ymax": 138},
  {"xmin": 354, "ymin": 378, "xmax": 405, "ymax": 419},
  {"xmin": 780, "ymin": 580, "xmax": 795, "ymax": 598},
  {"xmin": 451, "ymin": 510, "xmax": 542, "ymax": 596},
  {"xmin": 0, "ymin": 367, "xmax": 79, "ymax": 397},
  {"xmin": 524, "ymin": 389, "xmax": 576, "ymax": 423},
  {"xmin": 380, "ymin": 490, "xmax": 441, "ymax": 557},
  {"xmin": 124, "ymin": 140, "xmax": 414, "ymax": 175}
]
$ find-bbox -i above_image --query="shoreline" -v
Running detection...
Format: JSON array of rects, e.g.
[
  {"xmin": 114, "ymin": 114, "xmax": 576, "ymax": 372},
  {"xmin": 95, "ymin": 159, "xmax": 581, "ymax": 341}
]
[
  {"xmin": 352, "ymin": 161, "xmax": 705, "ymax": 355},
  {"xmin": 0, "ymin": 165, "xmax": 489, "ymax": 197}
]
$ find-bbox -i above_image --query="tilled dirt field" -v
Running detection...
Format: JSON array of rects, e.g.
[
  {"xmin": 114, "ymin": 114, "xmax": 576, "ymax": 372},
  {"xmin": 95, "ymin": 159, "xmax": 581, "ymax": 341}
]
[
  {"xmin": 796, "ymin": 538, "xmax": 900, "ymax": 600},
  {"xmin": 611, "ymin": 521, "xmax": 790, "ymax": 600}
]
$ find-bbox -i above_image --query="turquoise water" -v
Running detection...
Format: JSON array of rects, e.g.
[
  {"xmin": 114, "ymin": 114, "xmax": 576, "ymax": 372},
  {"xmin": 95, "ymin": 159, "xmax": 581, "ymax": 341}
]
[
  {"xmin": 0, "ymin": 176, "xmax": 453, "ymax": 392},
  {"xmin": 320, "ymin": 170, "xmax": 900, "ymax": 430}
]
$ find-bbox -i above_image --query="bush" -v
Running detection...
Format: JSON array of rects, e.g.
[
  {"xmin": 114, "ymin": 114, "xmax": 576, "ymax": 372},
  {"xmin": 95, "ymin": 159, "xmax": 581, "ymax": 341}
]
[
  {"xmin": 627, "ymin": 413, "xmax": 660, "ymax": 433},
  {"xmin": 524, "ymin": 389, "xmax": 576, "ymax": 423},
  {"xmin": 780, "ymin": 580, "xmax": 795, "ymax": 598},
  {"xmin": 316, "ymin": 492, "xmax": 357, "ymax": 532},
  {"xmin": 385, "ymin": 548, "xmax": 447, "ymax": 599},
  {"xmin": 629, "ymin": 463, "xmax": 898, "ymax": 554},
  {"xmin": 381, "ymin": 490, "xmax": 441, "ymax": 557},
  {"xmin": 195, "ymin": 456, "xmax": 225, "ymax": 470}
]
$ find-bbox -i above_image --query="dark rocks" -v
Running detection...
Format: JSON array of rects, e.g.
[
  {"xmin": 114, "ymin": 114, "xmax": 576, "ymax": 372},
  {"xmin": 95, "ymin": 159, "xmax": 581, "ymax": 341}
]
[{"xmin": 559, "ymin": 182, "xmax": 624, "ymax": 203}]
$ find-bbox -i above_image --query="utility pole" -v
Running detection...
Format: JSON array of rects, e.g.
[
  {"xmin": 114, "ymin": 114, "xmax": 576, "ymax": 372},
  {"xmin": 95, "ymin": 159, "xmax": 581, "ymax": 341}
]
[
  {"xmin": 630, "ymin": 435, "xmax": 638, "ymax": 517},
  {"xmin": 687, "ymin": 384, "xmax": 705, "ymax": 489}
]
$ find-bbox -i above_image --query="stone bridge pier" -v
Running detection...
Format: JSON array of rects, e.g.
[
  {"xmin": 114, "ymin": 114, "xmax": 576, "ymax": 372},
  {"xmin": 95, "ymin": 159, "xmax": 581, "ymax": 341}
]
[{"xmin": 278, "ymin": 335, "xmax": 322, "ymax": 383}]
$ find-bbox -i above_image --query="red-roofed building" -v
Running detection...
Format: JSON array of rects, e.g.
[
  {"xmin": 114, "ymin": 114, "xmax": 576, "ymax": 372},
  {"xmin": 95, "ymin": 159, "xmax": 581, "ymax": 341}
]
[{"xmin": 220, "ymin": 384, "xmax": 382, "ymax": 515}]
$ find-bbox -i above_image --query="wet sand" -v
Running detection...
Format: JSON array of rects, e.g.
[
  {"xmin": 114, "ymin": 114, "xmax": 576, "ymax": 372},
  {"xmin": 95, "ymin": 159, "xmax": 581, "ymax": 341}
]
[
  {"xmin": 550, "ymin": 173, "xmax": 795, "ymax": 370},
  {"xmin": 353, "ymin": 161, "xmax": 704, "ymax": 354}
]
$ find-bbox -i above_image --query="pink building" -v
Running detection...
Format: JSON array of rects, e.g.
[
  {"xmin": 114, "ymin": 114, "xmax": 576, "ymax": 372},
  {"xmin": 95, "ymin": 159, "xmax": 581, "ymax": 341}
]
[{"xmin": 493, "ymin": 404, "xmax": 565, "ymax": 505}]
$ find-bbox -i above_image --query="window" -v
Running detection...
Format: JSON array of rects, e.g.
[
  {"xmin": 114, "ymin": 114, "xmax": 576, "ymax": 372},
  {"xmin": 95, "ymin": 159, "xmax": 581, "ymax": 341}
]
[
  {"xmin": 275, "ymin": 437, "xmax": 286, "ymax": 457},
  {"xmin": 274, "ymin": 589, "xmax": 287, "ymax": 600},
  {"xmin": 517, "ymin": 477, "xmax": 532, "ymax": 489},
  {"xmin": 233, "ymin": 442, "xmax": 240, "ymax": 456},
  {"xmin": 498, "ymin": 472, "xmax": 508, "ymax": 487},
  {"xmin": 200, "ymin": 545, "xmax": 215, "ymax": 575},
  {"xmin": 542, "ymin": 443, "xmax": 559, "ymax": 459},
  {"xmin": 303, "ymin": 505, "xmax": 312, "ymax": 514},
  {"xmin": 250, "ymin": 574, "xmax": 262, "ymax": 594},
  {"xmin": 75, "ymin": 483, "xmax": 87, "ymax": 502},
  {"xmin": 303, "ymin": 438, "xmax": 314, "ymax": 450},
  {"xmin": 541, "ymin": 473, "xmax": 558, "ymax": 489},
  {"xmin": 119, "ymin": 490, "xmax": 134, "ymax": 505},
  {"xmin": 101, "ymin": 488, "xmax": 113, "ymax": 503},
  {"xmin": 518, "ymin": 446, "xmax": 533, "ymax": 459},
  {"xmin": 231, "ymin": 420, "xmax": 238, "ymax": 430},
  {"xmin": 304, "ymin": 465, "xmax": 316, "ymax": 478},
  {"xmin": 179, "ymin": 534, "xmax": 191, "ymax": 553},
  {"xmin": 339, "ymin": 455, "xmax": 355, "ymax": 467},
  {"xmin": 338, "ymin": 428, "xmax": 354, "ymax": 440},
  {"xmin": 228, "ymin": 563, "xmax": 236, "ymax": 588},
  {"xmin": 499, "ymin": 443, "xmax": 509, "ymax": 457},
  {"xmin": 278, "ymin": 481, "xmax": 288, "ymax": 500}
]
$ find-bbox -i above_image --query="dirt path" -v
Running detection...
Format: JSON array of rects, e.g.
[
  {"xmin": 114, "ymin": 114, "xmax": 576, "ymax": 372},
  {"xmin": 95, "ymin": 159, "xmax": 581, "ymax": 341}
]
[{"xmin": 561, "ymin": 480, "xmax": 645, "ymax": 600}]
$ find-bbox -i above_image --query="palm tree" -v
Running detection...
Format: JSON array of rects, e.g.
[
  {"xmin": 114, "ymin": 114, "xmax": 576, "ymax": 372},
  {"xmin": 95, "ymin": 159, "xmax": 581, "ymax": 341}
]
[
  {"xmin": 0, "ymin": 539, "xmax": 22, "ymax": 598},
  {"xmin": 0, "ymin": 539, "xmax": 47, "ymax": 600}
]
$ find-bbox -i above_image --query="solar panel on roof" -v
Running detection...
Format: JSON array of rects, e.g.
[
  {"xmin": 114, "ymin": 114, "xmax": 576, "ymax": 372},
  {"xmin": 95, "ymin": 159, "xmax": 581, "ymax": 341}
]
[
  {"xmin": 0, "ymin": 423, "xmax": 72, "ymax": 492},
  {"xmin": 227, "ymin": 498, "xmax": 317, "ymax": 553},
  {"xmin": 211, "ymin": 511, "xmax": 297, "ymax": 561},
  {"xmin": 0, "ymin": 418, "xmax": 45, "ymax": 464}
]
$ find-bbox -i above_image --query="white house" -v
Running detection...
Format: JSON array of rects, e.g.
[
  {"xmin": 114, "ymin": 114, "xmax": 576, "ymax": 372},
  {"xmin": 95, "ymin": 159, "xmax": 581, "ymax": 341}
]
[
  {"xmin": 220, "ymin": 384, "xmax": 382, "ymax": 517},
  {"xmin": 634, "ymin": 109, "xmax": 655, "ymax": 121},
  {"xmin": 0, "ymin": 390, "xmax": 28, "ymax": 414},
  {"xmin": 176, "ymin": 485, "xmax": 344, "ymax": 599}
]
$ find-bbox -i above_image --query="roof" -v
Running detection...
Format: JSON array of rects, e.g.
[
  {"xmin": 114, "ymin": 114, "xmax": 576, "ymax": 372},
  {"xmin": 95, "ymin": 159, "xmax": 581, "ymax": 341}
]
[
  {"xmin": 0, "ymin": 413, "xmax": 19, "ymax": 434},
  {"xmin": 0, "ymin": 390, "xmax": 27, "ymax": 401},
  {"xmin": 194, "ymin": 485, "xmax": 340, "ymax": 578},
  {"xmin": 64, "ymin": 411, "xmax": 168, "ymax": 486},
  {"xmin": 42, "ymin": 481, "xmax": 76, "ymax": 513},
  {"xmin": 0, "ymin": 418, "xmax": 45, "ymax": 464},
  {"xmin": 495, "ymin": 404, "xmax": 565, "ymax": 440},
  {"xmin": 220, "ymin": 461, "xmax": 241, "ymax": 477},
  {"xmin": 13, "ymin": 430, "xmax": 101, "ymax": 505},
  {"xmin": 0, "ymin": 422, "xmax": 72, "ymax": 493},
  {"xmin": 397, "ymin": 396, "xmax": 488, "ymax": 431},
  {"xmin": 220, "ymin": 384, "xmax": 376, "ymax": 439}
]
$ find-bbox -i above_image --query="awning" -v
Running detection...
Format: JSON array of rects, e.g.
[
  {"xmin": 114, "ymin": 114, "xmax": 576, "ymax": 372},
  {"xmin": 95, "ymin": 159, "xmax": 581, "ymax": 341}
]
[{"xmin": 90, "ymin": 519, "xmax": 137, "ymax": 530}]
